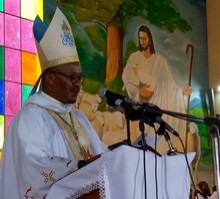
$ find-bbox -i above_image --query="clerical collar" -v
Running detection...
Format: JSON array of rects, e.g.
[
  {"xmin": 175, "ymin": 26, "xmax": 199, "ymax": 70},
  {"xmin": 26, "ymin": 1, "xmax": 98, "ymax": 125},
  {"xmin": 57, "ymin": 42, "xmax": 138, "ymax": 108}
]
[{"xmin": 40, "ymin": 91, "xmax": 73, "ymax": 111}]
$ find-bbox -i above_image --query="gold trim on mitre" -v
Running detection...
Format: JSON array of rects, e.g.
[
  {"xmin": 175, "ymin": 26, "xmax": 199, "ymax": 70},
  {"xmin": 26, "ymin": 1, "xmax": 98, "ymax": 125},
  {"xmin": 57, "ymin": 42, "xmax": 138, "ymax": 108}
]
[{"xmin": 41, "ymin": 55, "xmax": 80, "ymax": 70}]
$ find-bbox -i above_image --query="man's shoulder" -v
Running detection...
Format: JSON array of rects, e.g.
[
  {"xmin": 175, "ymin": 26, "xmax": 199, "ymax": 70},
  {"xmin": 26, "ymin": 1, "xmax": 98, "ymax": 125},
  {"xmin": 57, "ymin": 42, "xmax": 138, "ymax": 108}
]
[
  {"xmin": 129, "ymin": 50, "xmax": 141, "ymax": 57},
  {"xmin": 127, "ymin": 51, "xmax": 143, "ymax": 62},
  {"xmin": 210, "ymin": 191, "xmax": 218, "ymax": 199}
]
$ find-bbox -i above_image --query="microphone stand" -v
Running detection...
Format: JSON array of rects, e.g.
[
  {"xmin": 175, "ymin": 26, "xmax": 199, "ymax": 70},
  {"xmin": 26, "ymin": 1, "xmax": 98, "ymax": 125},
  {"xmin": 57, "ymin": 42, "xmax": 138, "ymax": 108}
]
[
  {"xmin": 108, "ymin": 119, "xmax": 132, "ymax": 150},
  {"xmin": 137, "ymin": 119, "xmax": 161, "ymax": 156},
  {"xmin": 164, "ymin": 131, "xmax": 177, "ymax": 156},
  {"xmin": 125, "ymin": 117, "xmax": 132, "ymax": 146},
  {"xmin": 139, "ymin": 119, "xmax": 148, "ymax": 199},
  {"xmin": 142, "ymin": 105, "xmax": 220, "ymax": 196},
  {"xmin": 210, "ymin": 124, "xmax": 220, "ymax": 199},
  {"xmin": 138, "ymin": 116, "xmax": 161, "ymax": 199},
  {"xmin": 109, "ymin": 103, "xmax": 161, "ymax": 155},
  {"xmin": 155, "ymin": 123, "xmax": 177, "ymax": 155},
  {"xmin": 107, "ymin": 105, "xmax": 134, "ymax": 150}
]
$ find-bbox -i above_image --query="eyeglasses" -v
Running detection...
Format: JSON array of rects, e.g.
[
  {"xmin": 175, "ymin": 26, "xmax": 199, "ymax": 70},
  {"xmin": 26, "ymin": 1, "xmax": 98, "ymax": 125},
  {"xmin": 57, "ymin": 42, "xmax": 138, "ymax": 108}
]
[{"xmin": 49, "ymin": 71, "xmax": 85, "ymax": 83}]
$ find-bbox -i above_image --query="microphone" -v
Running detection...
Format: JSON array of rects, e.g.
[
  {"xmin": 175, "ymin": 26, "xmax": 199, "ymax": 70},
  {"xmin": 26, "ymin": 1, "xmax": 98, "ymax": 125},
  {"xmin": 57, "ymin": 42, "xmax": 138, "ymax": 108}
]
[
  {"xmin": 98, "ymin": 88, "xmax": 134, "ymax": 109},
  {"xmin": 98, "ymin": 88, "xmax": 142, "ymax": 120},
  {"xmin": 155, "ymin": 117, "xmax": 179, "ymax": 137},
  {"xmin": 141, "ymin": 103, "xmax": 179, "ymax": 137},
  {"xmin": 142, "ymin": 103, "xmax": 163, "ymax": 126},
  {"xmin": 98, "ymin": 88, "xmax": 179, "ymax": 137}
]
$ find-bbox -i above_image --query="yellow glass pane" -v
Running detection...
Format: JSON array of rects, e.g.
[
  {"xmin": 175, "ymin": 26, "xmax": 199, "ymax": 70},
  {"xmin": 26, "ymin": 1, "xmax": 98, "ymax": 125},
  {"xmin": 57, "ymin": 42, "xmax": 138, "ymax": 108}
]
[
  {"xmin": 35, "ymin": 0, "xmax": 43, "ymax": 20},
  {"xmin": 21, "ymin": 0, "xmax": 43, "ymax": 21},
  {"xmin": 22, "ymin": 52, "xmax": 40, "ymax": 85},
  {"xmin": 0, "ymin": 115, "xmax": 4, "ymax": 150},
  {"xmin": 21, "ymin": 0, "xmax": 35, "ymax": 20},
  {"xmin": 36, "ymin": 55, "xmax": 42, "ymax": 77}
]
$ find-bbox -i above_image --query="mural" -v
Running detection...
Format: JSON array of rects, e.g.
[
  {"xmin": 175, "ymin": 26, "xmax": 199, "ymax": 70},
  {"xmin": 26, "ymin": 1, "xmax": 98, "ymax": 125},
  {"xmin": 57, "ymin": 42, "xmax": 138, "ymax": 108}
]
[{"xmin": 45, "ymin": 0, "xmax": 212, "ymax": 183}]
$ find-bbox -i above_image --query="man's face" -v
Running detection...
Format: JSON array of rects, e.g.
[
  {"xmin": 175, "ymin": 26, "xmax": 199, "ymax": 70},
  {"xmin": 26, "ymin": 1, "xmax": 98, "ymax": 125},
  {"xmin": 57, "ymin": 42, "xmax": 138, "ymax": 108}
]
[
  {"xmin": 139, "ymin": 31, "xmax": 150, "ymax": 51},
  {"xmin": 47, "ymin": 62, "xmax": 84, "ymax": 104}
]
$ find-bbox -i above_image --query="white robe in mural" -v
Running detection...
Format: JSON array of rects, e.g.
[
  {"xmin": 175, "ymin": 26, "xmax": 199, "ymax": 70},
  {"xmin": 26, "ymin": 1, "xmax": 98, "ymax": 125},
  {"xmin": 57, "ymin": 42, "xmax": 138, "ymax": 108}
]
[
  {"xmin": 122, "ymin": 51, "xmax": 187, "ymax": 152},
  {"xmin": 0, "ymin": 92, "xmax": 107, "ymax": 198}
]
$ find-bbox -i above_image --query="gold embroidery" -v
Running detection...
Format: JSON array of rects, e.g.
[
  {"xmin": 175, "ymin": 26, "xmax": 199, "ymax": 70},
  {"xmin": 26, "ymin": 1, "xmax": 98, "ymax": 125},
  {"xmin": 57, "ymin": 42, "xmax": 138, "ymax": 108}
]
[
  {"xmin": 47, "ymin": 110, "xmax": 93, "ymax": 160},
  {"xmin": 56, "ymin": 112, "xmax": 79, "ymax": 141},
  {"xmin": 42, "ymin": 170, "xmax": 55, "ymax": 184}
]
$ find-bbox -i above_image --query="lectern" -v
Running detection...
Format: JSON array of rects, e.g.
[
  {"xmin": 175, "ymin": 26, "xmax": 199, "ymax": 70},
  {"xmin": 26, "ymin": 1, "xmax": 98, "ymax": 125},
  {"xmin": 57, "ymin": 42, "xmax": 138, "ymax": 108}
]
[{"xmin": 47, "ymin": 145, "xmax": 195, "ymax": 199}]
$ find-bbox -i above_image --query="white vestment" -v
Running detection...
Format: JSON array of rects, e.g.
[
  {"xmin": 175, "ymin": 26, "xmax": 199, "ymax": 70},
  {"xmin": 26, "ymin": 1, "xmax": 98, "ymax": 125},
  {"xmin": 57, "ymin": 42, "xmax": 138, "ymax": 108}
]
[
  {"xmin": 210, "ymin": 191, "xmax": 218, "ymax": 199},
  {"xmin": 0, "ymin": 92, "xmax": 107, "ymax": 198},
  {"xmin": 197, "ymin": 193, "xmax": 211, "ymax": 199},
  {"xmin": 122, "ymin": 51, "xmax": 187, "ymax": 152}
]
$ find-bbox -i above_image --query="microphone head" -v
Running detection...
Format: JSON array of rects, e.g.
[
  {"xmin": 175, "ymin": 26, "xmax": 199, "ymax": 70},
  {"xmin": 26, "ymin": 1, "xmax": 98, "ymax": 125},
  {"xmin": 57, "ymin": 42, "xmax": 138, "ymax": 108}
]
[
  {"xmin": 98, "ymin": 88, "xmax": 107, "ymax": 99},
  {"xmin": 98, "ymin": 88, "xmax": 126, "ymax": 109}
]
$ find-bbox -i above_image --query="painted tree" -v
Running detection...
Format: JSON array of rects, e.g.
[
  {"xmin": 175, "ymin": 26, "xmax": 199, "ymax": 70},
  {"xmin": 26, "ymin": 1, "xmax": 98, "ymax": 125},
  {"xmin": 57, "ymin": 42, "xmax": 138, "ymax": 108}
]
[{"xmin": 56, "ymin": 0, "xmax": 191, "ymax": 88}]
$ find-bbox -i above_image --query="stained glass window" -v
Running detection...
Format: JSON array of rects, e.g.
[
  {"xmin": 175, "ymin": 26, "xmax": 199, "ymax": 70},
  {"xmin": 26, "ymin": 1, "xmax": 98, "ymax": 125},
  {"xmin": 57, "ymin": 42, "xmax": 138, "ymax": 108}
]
[
  {"xmin": 0, "ymin": 13, "xmax": 3, "ymax": 45},
  {"xmin": 0, "ymin": 115, "xmax": 4, "ymax": 150},
  {"xmin": 0, "ymin": 46, "xmax": 4, "ymax": 80},
  {"xmin": 22, "ymin": 84, "xmax": 33, "ymax": 105},
  {"xmin": 5, "ymin": 115, "xmax": 12, "ymax": 133},
  {"xmin": 5, "ymin": 0, "xmax": 20, "ymax": 16},
  {"xmin": 0, "ymin": 0, "xmax": 43, "ymax": 155},
  {"xmin": 5, "ymin": 48, "xmax": 21, "ymax": 82},
  {"xmin": 0, "ymin": 0, "xmax": 3, "ymax": 12},
  {"xmin": 21, "ymin": 19, "xmax": 36, "ymax": 53},
  {"xmin": 5, "ymin": 14, "xmax": 20, "ymax": 50},
  {"xmin": 22, "ymin": 51, "xmax": 38, "ymax": 85},
  {"xmin": 0, "ymin": 80, "xmax": 4, "ymax": 114},
  {"xmin": 5, "ymin": 82, "xmax": 21, "ymax": 116}
]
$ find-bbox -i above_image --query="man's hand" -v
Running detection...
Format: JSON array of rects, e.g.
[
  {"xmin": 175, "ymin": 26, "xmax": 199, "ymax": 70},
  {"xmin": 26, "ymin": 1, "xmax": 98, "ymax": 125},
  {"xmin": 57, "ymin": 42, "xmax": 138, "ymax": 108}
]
[
  {"xmin": 77, "ymin": 154, "xmax": 101, "ymax": 169},
  {"xmin": 139, "ymin": 85, "xmax": 154, "ymax": 99},
  {"xmin": 85, "ymin": 154, "xmax": 101, "ymax": 165},
  {"xmin": 183, "ymin": 85, "xmax": 192, "ymax": 95}
]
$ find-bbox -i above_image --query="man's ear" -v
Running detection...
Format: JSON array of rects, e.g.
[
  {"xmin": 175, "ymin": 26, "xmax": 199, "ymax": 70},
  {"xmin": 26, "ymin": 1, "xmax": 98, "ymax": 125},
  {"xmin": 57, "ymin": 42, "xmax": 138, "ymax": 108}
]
[{"xmin": 42, "ymin": 72, "xmax": 55, "ymax": 86}]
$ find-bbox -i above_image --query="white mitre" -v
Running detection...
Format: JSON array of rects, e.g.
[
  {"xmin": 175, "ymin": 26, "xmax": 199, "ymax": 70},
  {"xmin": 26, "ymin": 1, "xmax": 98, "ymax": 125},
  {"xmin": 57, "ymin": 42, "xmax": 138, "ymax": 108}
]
[
  {"xmin": 33, "ymin": 7, "xmax": 79, "ymax": 72},
  {"xmin": 30, "ymin": 7, "xmax": 80, "ymax": 95}
]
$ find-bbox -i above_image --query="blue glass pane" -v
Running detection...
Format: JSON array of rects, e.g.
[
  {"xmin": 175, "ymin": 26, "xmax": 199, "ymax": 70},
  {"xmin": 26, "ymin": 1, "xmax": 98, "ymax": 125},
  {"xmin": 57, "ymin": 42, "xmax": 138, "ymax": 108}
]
[{"xmin": 0, "ymin": 80, "xmax": 4, "ymax": 114}]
